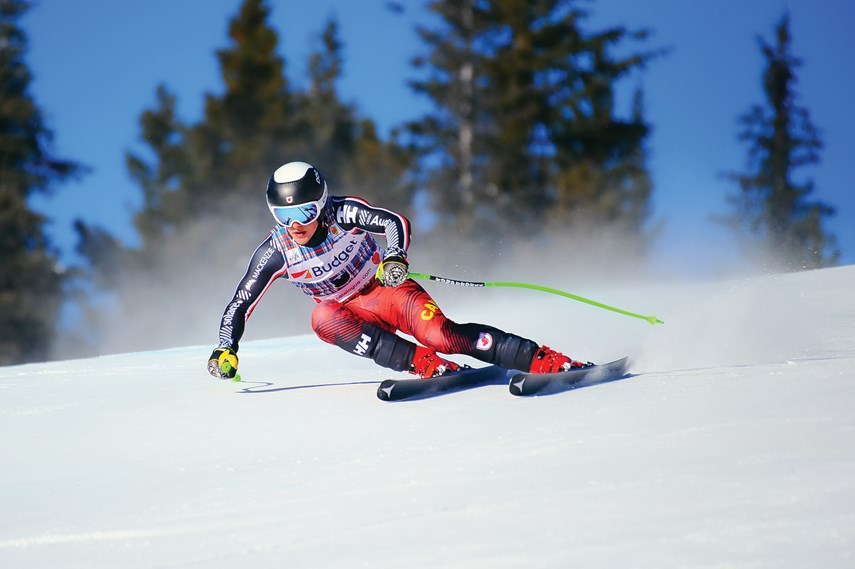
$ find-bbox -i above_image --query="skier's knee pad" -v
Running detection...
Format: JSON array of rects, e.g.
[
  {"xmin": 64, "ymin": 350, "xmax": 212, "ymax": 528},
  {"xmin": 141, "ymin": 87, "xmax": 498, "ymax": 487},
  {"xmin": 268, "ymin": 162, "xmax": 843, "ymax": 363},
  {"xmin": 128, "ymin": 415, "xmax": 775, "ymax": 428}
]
[
  {"xmin": 368, "ymin": 326, "xmax": 417, "ymax": 372},
  {"xmin": 320, "ymin": 318, "xmax": 416, "ymax": 373},
  {"xmin": 454, "ymin": 324, "xmax": 537, "ymax": 370},
  {"xmin": 486, "ymin": 330, "xmax": 538, "ymax": 370}
]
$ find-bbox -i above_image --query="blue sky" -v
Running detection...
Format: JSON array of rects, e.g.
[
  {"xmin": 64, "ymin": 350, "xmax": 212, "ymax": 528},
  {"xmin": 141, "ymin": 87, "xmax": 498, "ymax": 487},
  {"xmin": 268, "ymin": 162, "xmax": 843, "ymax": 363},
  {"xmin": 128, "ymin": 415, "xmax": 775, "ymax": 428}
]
[{"xmin": 24, "ymin": 0, "xmax": 855, "ymax": 271}]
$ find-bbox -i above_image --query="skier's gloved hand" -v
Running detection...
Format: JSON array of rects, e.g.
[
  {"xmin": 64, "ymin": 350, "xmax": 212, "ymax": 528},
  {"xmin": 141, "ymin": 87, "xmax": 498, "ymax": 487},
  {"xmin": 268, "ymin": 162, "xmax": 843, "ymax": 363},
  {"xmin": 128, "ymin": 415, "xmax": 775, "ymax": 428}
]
[
  {"xmin": 207, "ymin": 347, "xmax": 239, "ymax": 379},
  {"xmin": 377, "ymin": 248, "xmax": 408, "ymax": 287}
]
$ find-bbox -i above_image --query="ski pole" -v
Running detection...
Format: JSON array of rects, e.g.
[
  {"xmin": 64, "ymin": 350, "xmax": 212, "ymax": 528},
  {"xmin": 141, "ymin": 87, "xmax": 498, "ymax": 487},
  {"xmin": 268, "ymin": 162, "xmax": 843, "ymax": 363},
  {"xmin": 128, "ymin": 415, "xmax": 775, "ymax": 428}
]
[{"xmin": 409, "ymin": 271, "xmax": 664, "ymax": 325}]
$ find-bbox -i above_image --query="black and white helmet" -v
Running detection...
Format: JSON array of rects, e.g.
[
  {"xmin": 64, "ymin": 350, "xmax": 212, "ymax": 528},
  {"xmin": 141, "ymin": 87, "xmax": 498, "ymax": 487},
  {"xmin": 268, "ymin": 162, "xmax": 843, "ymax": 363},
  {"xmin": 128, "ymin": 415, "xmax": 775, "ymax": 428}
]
[{"xmin": 266, "ymin": 161, "xmax": 328, "ymax": 227}]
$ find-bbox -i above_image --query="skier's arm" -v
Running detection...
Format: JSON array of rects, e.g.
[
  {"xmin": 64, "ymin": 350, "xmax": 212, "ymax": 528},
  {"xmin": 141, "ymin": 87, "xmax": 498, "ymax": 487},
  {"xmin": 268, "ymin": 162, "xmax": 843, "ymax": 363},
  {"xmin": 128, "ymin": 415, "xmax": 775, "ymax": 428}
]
[
  {"xmin": 332, "ymin": 196, "xmax": 412, "ymax": 287},
  {"xmin": 331, "ymin": 196, "xmax": 411, "ymax": 255},
  {"xmin": 216, "ymin": 235, "xmax": 288, "ymax": 353}
]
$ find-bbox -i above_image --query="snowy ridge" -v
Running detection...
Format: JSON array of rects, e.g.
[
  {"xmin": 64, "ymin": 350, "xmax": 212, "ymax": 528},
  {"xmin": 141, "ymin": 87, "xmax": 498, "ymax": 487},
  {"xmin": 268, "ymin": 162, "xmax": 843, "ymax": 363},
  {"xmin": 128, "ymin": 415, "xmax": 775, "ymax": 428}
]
[{"xmin": 2, "ymin": 266, "xmax": 854, "ymax": 568}]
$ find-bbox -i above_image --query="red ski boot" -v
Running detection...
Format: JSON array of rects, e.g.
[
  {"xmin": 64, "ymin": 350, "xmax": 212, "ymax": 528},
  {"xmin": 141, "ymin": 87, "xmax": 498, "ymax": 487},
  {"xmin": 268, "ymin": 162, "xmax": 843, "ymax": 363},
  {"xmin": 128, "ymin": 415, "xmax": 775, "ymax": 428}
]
[
  {"xmin": 410, "ymin": 345, "xmax": 461, "ymax": 379},
  {"xmin": 529, "ymin": 345, "xmax": 588, "ymax": 374}
]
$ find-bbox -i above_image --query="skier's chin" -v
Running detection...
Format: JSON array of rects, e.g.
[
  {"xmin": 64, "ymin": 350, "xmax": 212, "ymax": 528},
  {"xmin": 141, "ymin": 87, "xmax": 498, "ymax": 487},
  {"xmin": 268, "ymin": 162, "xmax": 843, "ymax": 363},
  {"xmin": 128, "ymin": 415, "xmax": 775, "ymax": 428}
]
[{"xmin": 287, "ymin": 221, "xmax": 317, "ymax": 244}]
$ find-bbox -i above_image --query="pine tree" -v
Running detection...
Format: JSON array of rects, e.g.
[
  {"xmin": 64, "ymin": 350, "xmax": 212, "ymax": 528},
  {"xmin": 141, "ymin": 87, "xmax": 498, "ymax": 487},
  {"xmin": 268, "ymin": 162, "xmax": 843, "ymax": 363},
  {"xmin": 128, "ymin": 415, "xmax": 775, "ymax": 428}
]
[
  {"xmin": 724, "ymin": 14, "xmax": 838, "ymax": 270},
  {"xmin": 546, "ymin": 19, "xmax": 657, "ymax": 235},
  {"xmin": 409, "ymin": 0, "xmax": 484, "ymax": 231},
  {"xmin": 123, "ymin": 2, "xmax": 413, "ymax": 240},
  {"xmin": 408, "ymin": 0, "xmax": 659, "ymax": 245},
  {"xmin": 290, "ymin": 19, "xmax": 415, "ymax": 211},
  {"xmin": 73, "ymin": 0, "xmax": 297, "ymax": 355},
  {"xmin": 195, "ymin": 0, "xmax": 294, "ymax": 206},
  {"xmin": 80, "ymin": 0, "xmax": 297, "ymax": 270},
  {"xmin": 126, "ymin": 85, "xmax": 192, "ymax": 247},
  {"xmin": 297, "ymin": 20, "xmax": 354, "ymax": 168},
  {"xmin": 0, "ymin": 0, "xmax": 82, "ymax": 364}
]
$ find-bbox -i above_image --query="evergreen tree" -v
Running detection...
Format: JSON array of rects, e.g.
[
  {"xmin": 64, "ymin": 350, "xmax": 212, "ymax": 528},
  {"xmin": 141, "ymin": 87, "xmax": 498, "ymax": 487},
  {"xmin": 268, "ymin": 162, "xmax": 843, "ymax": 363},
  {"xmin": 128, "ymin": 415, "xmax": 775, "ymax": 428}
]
[
  {"xmin": 724, "ymin": 14, "xmax": 838, "ymax": 270},
  {"xmin": 298, "ymin": 19, "xmax": 354, "ymax": 168},
  {"xmin": 295, "ymin": 19, "xmax": 415, "ymax": 212},
  {"xmin": 106, "ymin": 0, "xmax": 297, "ymax": 248},
  {"xmin": 479, "ymin": 0, "xmax": 560, "ymax": 222},
  {"xmin": 194, "ymin": 0, "xmax": 294, "ymax": 209},
  {"xmin": 126, "ymin": 85, "xmax": 192, "ymax": 249},
  {"xmin": 546, "ymin": 19, "xmax": 657, "ymax": 235},
  {"xmin": 74, "ymin": 0, "xmax": 298, "ymax": 355},
  {"xmin": 409, "ymin": 0, "xmax": 484, "ymax": 232},
  {"xmin": 408, "ymin": 0, "xmax": 659, "ymax": 245},
  {"xmin": 120, "ymin": 1, "xmax": 413, "ymax": 244},
  {"xmin": 0, "ymin": 0, "xmax": 82, "ymax": 364}
]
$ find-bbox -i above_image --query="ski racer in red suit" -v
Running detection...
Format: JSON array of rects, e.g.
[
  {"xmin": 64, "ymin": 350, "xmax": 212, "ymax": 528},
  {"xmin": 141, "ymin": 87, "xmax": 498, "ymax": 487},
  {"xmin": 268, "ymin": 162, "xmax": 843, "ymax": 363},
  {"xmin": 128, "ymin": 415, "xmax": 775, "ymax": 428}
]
[{"xmin": 208, "ymin": 161, "xmax": 587, "ymax": 380}]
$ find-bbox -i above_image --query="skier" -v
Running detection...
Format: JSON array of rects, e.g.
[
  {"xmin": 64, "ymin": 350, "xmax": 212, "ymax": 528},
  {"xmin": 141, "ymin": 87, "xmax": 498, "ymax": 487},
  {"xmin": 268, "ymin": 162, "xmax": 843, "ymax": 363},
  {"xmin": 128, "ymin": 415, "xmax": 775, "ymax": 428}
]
[{"xmin": 208, "ymin": 161, "xmax": 588, "ymax": 380}]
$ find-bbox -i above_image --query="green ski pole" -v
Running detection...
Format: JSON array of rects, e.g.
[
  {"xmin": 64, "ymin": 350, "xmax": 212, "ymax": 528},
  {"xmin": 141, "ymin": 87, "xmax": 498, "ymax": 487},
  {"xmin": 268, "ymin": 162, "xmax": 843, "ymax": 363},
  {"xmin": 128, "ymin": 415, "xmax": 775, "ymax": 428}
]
[{"xmin": 410, "ymin": 272, "xmax": 664, "ymax": 325}]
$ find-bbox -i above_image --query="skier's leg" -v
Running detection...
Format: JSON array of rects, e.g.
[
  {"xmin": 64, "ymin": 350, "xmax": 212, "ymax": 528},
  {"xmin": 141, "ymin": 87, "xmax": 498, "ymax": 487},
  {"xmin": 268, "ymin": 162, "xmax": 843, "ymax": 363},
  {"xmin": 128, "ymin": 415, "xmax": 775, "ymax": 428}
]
[
  {"xmin": 314, "ymin": 286, "xmax": 461, "ymax": 378},
  {"xmin": 311, "ymin": 300, "xmax": 415, "ymax": 372},
  {"xmin": 348, "ymin": 279, "xmax": 532, "ymax": 369},
  {"xmin": 364, "ymin": 280, "xmax": 584, "ymax": 372}
]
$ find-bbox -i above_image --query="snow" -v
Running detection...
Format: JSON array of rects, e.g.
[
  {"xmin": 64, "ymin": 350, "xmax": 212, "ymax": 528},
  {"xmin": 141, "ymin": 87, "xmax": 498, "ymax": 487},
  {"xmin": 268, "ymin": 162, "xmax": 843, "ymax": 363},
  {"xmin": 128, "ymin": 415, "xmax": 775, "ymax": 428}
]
[{"xmin": 2, "ymin": 266, "xmax": 855, "ymax": 568}]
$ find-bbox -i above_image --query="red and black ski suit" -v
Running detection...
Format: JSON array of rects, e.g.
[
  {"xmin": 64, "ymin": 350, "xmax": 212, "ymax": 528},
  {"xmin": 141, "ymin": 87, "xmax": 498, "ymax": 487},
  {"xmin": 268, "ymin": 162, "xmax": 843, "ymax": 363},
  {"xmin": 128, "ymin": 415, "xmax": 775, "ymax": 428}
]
[{"xmin": 216, "ymin": 196, "xmax": 541, "ymax": 373}]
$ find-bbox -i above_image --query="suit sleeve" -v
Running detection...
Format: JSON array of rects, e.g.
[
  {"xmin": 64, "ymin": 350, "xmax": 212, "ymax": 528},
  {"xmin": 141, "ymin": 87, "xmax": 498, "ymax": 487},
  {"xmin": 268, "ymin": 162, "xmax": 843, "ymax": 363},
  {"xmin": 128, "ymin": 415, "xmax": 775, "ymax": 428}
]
[
  {"xmin": 217, "ymin": 234, "xmax": 288, "ymax": 352},
  {"xmin": 331, "ymin": 196, "xmax": 411, "ymax": 256}
]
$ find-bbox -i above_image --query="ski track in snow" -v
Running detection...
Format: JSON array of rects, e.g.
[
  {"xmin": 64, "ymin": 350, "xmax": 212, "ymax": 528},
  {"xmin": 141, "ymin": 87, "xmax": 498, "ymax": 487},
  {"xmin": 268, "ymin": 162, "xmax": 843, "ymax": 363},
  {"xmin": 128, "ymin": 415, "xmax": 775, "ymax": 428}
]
[{"xmin": 2, "ymin": 266, "xmax": 854, "ymax": 568}]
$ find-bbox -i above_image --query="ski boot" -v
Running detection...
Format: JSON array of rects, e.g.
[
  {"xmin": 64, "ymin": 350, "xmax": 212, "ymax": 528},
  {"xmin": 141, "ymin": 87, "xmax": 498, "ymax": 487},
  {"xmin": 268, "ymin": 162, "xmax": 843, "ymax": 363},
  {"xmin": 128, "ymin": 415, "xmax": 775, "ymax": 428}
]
[
  {"xmin": 410, "ymin": 345, "xmax": 461, "ymax": 379},
  {"xmin": 529, "ymin": 345, "xmax": 590, "ymax": 374}
]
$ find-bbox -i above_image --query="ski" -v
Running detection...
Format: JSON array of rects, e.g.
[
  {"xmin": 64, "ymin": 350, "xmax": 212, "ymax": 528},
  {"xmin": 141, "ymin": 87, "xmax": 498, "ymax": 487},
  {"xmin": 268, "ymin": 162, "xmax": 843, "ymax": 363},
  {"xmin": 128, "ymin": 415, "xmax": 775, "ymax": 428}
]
[
  {"xmin": 508, "ymin": 356, "xmax": 630, "ymax": 397},
  {"xmin": 377, "ymin": 365, "xmax": 508, "ymax": 402}
]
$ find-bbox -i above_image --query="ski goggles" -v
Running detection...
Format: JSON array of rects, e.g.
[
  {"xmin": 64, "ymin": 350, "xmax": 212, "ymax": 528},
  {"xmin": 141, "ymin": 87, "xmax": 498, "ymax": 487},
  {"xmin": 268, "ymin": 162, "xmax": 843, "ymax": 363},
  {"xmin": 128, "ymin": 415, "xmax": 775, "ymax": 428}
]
[{"xmin": 269, "ymin": 201, "xmax": 322, "ymax": 227}]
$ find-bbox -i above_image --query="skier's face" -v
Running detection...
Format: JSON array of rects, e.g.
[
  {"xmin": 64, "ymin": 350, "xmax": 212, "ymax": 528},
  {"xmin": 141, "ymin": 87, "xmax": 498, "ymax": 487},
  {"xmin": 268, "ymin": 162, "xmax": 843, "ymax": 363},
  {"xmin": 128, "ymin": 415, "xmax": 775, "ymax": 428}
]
[{"xmin": 286, "ymin": 219, "xmax": 319, "ymax": 245}]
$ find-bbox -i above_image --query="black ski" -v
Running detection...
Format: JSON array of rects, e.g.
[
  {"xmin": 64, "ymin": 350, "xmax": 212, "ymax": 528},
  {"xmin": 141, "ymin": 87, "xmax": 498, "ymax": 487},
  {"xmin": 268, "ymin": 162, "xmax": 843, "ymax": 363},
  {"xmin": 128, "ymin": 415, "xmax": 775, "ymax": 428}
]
[
  {"xmin": 377, "ymin": 365, "xmax": 508, "ymax": 402},
  {"xmin": 508, "ymin": 356, "xmax": 630, "ymax": 396}
]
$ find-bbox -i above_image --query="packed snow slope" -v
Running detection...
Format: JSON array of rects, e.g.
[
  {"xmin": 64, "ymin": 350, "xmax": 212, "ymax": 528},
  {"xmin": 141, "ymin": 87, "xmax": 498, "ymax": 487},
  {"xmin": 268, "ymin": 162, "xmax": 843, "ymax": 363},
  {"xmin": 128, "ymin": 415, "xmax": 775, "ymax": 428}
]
[{"xmin": 2, "ymin": 266, "xmax": 854, "ymax": 569}]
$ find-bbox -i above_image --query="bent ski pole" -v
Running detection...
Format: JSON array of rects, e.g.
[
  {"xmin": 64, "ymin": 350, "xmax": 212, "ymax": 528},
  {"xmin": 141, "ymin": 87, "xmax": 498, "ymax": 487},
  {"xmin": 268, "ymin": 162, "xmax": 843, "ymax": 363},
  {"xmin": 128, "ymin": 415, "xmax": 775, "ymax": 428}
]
[{"xmin": 410, "ymin": 271, "xmax": 664, "ymax": 325}]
